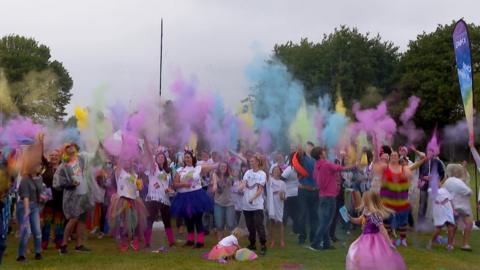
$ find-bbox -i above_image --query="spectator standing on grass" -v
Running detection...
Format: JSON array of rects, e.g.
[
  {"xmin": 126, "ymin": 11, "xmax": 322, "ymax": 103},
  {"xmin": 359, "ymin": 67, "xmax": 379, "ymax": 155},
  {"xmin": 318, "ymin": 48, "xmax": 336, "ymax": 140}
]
[
  {"xmin": 295, "ymin": 143, "xmax": 318, "ymax": 245},
  {"xmin": 54, "ymin": 143, "xmax": 93, "ymax": 254},
  {"xmin": 40, "ymin": 149, "xmax": 65, "ymax": 250},
  {"xmin": 212, "ymin": 161, "xmax": 236, "ymax": 241},
  {"xmin": 310, "ymin": 147, "xmax": 355, "ymax": 251},
  {"xmin": 16, "ymin": 134, "xmax": 46, "ymax": 262},
  {"xmin": 444, "ymin": 163, "xmax": 474, "ymax": 251},
  {"xmin": 281, "ymin": 153, "xmax": 300, "ymax": 235},
  {"xmin": 240, "ymin": 154, "xmax": 268, "ymax": 256},
  {"xmin": 417, "ymin": 147, "xmax": 445, "ymax": 226}
]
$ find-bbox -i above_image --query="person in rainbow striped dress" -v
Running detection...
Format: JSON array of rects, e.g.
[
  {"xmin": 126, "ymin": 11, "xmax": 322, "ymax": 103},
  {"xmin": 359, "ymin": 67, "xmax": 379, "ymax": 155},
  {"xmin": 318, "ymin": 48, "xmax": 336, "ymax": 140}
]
[{"xmin": 377, "ymin": 150, "xmax": 426, "ymax": 247}]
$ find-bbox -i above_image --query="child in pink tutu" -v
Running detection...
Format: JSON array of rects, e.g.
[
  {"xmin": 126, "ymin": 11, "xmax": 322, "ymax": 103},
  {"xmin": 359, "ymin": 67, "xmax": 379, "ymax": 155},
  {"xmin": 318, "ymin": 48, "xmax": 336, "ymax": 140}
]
[
  {"xmin": 207, "ymin": 227, "xmax": 242, "ymax": 263},
  {"xmin": 346, "ymin": 191, "xmax": 407, "ymax": 270},
  {"xmin": 107, "ymin": 160, "xmax": 148, "ymax": 252}
]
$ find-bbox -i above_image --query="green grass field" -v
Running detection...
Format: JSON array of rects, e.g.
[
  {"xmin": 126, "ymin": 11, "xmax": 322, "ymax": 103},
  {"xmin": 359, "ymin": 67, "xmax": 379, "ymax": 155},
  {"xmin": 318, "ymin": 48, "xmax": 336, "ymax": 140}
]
[
  {"xmin": 1, "ymin": 228, "xmax": 479, "ymax": 270},
  {"xmin": 2, "ymin": 165, "xmax": 480, "ymax": 270}
]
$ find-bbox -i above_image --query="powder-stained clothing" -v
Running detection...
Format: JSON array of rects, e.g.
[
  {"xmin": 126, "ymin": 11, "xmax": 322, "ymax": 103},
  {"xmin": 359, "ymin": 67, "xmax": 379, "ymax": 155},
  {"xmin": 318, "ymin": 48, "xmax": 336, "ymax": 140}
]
[
  {"xmin": 18, "ymin": 176, "xmax": 43, "ymax": 204},
  {"xmin": 53, "ymin": 156, "xmax": 92, "ymax": 219},
  {"xmin": 380, "ymin": 166, "xmax": 410, "ymax": 212},
  {"xmin": 313, "ymin": 159, "xmax": 342, "ymax": 197}
]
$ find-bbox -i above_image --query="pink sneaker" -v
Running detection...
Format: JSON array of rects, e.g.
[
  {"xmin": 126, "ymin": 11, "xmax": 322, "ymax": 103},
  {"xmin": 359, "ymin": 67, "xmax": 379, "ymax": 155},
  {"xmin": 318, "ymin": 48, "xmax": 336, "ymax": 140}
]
[
  {"xmin": 401, "ymin": 239, "xmax": 408, "ymax": 247},
  {"xmin": 131, "ymin": 239, "xmax": 140, "ymax": 251}
]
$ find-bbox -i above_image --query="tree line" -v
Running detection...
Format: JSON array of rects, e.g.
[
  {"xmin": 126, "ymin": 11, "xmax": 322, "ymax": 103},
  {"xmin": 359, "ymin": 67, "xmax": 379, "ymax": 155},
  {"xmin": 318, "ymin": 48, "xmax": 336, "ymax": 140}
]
[
  {"xmin": 1, "ymin": 21, "xmax": 479, "ymax": 129},
  {"xmin": 272, "ymin": 21, "xmax": 480, "ymax": 132}
]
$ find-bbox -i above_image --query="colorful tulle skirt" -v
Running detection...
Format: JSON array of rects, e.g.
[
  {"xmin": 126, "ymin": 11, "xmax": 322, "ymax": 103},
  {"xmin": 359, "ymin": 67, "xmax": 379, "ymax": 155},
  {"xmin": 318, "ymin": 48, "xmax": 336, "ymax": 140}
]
[
  {"xmin": 207, "ymin": 245, "xmax": 238, "ymax": 260},
  {"xmin": 107, "ymin": 194, "xmax": 148, "ymax": 239},
  {"xmin": 171, "ymin": 189, "xmax": 213, "ymax": 218},
  {"xmin": 235, "ymin": 248, "xmax": 258, "ymax": 261},
  {"xmin": 346, "ymin": 233, "xmax": 407, "ymax": 270}
]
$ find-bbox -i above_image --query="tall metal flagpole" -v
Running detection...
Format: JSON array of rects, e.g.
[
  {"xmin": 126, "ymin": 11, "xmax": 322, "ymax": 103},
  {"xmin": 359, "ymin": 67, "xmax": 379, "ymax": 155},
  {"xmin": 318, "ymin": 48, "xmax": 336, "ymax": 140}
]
[{"xmin": 159, "ymin": 18, "xmax": 163, "ymax": 97}]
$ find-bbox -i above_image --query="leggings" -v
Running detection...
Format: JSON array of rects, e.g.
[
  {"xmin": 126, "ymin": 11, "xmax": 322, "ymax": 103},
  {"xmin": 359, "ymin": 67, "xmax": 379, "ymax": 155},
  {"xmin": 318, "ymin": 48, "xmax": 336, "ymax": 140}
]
[
  {"xmin": 185, "ymin": 213, "xmax": 204, "ymax": 234},
  {"xmin": 144, "ymin": 201, "xmax": 174, "ymax": 246},
  {"xmin": 418, "ymin": 190, "xmax": 429, "ymax": 221},
  {"xmin": 176, "ymin": 217, "xmax": 184, "ymax": 229},
  {"xmin": 101, "ymin": 204, "xmax": 109, "ymax": 233},
  {"xmin": 243, "ymin": 210, "xmax": 266, "ymax": 247},
  {"xmin": 283, "ymin": 196, "xmax": 299, "ymax": 233},
  {"xmin": 145, "ymin": 201, "xmax": 172, "ymax": 229}
]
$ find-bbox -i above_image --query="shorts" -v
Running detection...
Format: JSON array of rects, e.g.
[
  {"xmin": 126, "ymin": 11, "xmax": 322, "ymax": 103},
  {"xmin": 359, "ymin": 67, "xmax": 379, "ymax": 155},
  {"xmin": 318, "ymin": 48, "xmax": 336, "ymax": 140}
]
[
  {"xmin": 455, "ymin": 208, "xmax": 472, "ymax": 217},
  {"xmin": 436, "ymin": 221, "xmax": 455, "ymax": 228},
  {"xmin": 385, "ymin": 210, "xmax": 409, "ymax": 229}
]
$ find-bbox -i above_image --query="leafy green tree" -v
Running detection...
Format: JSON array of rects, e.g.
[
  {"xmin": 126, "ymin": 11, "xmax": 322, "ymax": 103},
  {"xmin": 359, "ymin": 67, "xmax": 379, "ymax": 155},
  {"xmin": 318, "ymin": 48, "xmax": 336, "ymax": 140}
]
[
  {"xmin": 10, "ymin": 69, "xmax": 59, "ymax": 119},
  {"xmin": 274, "ymin": 26, "xmax": 400, "ymax": 108},
  {"xmin": 0, "ymin": 35, "xmax": 73, "ymax": 120},
  {"xmin": 397, "ymin": 21, "xmax": 480, "ymax": 130}
]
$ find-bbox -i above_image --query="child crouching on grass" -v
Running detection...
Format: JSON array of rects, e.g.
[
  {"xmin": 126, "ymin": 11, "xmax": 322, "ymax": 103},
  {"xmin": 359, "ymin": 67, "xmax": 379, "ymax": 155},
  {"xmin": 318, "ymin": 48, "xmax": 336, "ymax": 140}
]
[{"xmin": 206, "ymin": 227, "xmax": 242, "ymax": 263}]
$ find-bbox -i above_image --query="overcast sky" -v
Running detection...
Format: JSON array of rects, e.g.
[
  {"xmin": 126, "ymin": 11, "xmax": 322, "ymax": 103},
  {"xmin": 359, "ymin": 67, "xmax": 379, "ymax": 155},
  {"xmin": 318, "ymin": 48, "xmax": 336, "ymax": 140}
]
[{"xmin": 1, "ymin": 0, "xmax": 479, "ymax": 116}]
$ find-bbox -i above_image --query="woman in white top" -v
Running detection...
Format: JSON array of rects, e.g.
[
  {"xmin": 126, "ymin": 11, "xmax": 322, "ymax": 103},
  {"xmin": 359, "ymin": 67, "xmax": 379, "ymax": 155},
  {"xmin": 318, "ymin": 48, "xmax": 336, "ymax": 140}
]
[
  {"xmin": 444, "ymin": 163, "xmax": 473, "ymax": 251},
  {"xmin": 108, "ymin": 159, "xmax": 148, "ymax": 252},
  {"xmin": 171, "ymin": 150, "xmax": 216, "ymax": 248},
  {"xmin": 240, "ymin": 154, "xmax": 267, "ymax": 256},
  {"xmin": 143, "ymin": 151, "xmax": 175, "ymax": 249}
]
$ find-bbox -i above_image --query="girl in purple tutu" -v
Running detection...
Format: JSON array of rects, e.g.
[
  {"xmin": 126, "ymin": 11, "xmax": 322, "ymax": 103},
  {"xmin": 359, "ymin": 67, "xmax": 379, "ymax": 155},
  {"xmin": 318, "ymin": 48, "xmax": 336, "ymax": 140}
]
[{"xmin": 346, "ymin": 191, "xmax": 407, "ymax": 270}]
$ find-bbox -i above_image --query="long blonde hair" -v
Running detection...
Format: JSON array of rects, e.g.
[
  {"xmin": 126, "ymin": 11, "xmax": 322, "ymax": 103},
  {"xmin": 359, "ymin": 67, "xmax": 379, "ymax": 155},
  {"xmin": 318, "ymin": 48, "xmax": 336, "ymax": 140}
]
[
  {"xmin": 231, "ymin": 227, "xmax": 243, "ymax": 239},
  {"xmin": 252, "ymin": 153, "xmax": 265, "ymax": 171},
  {"xmin": 358, "ymin": 191, "xmax": 394, "ymax": 220}
]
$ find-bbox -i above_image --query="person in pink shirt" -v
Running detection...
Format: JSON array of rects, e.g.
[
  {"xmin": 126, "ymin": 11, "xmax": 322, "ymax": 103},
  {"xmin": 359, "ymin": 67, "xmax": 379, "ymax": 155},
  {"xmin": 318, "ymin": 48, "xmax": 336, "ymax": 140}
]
[{"xmin": 309, "ymin": 147, "xmax": 356, "ymax": 251}]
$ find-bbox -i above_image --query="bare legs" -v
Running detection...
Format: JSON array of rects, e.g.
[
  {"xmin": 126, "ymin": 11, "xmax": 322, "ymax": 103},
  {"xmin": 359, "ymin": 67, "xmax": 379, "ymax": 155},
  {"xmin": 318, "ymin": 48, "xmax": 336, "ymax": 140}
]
[{"xmin": 269, "ymin": 219, "xmax": 285, "ymax": 248}]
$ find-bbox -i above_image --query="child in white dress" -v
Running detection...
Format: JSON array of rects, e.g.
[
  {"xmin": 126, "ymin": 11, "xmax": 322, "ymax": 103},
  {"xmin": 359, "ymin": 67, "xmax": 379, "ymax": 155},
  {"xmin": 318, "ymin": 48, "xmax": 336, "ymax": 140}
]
[
  {"xmin": 267, "ymin": 166, "xmax": 286, "ymax": 248},
  {"xmin": 428, "ymin": 182, "xmax": 456, "ymax": 251}
]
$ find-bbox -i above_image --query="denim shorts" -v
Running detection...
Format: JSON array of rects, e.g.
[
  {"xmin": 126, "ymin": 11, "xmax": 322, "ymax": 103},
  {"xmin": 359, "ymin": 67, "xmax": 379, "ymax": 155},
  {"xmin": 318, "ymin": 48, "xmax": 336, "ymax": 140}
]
[{"xmin": 385, "ymin": 209, "xmax": 410, "ymax": 229}]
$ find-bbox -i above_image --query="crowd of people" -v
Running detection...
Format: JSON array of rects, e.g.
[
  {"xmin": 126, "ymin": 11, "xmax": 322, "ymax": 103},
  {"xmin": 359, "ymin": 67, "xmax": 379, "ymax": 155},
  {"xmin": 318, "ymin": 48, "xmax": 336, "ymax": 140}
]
[{"xmin": 0, "ymin": 133, "xmax": 478, "ymax": 269}]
